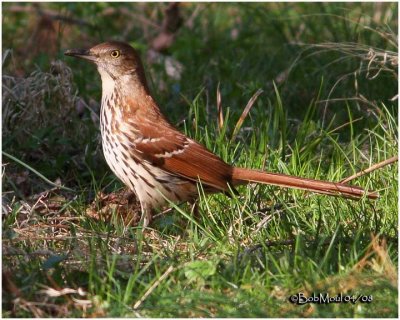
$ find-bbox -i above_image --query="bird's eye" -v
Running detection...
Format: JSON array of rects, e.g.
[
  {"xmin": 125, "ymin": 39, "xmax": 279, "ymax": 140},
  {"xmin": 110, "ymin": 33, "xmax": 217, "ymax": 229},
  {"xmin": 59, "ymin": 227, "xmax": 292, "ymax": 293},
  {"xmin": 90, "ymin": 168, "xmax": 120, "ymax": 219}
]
[{"xmin": 110, "ymin": 50, "xmax": 120, "ymax": 58}]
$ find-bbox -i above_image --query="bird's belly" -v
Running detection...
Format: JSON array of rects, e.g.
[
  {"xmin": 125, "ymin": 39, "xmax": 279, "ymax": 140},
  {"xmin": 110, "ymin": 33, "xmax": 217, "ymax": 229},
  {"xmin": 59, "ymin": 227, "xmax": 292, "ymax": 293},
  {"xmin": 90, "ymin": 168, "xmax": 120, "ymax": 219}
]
[{"xmin": 101, "ymin": 132, "xmax": 198, "ymax": 208}]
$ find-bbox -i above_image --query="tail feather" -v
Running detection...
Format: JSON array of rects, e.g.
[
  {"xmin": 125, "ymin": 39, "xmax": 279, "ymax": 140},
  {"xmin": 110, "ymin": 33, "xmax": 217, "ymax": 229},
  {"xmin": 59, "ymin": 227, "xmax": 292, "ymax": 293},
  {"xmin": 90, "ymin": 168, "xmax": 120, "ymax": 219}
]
[{"xmin": 232, "ymin": 167, "xmax": 378, "ymax": 200}]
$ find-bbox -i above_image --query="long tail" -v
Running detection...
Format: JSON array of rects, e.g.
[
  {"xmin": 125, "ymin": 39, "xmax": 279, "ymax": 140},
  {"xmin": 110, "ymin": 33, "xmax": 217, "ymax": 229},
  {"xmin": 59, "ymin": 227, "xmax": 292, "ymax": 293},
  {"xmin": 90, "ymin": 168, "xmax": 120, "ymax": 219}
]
[{"xmin": 232, "ymin": 167, "xmax": 378, "ymax": 200}]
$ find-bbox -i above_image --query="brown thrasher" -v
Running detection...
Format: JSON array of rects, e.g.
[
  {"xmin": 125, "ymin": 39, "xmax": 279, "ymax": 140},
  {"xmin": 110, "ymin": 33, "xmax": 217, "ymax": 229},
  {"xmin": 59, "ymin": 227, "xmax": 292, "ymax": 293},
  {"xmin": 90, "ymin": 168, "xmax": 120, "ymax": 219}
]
[{"xmin": 65, "ymin": 41, "xmax": 377, "ymax": 226}]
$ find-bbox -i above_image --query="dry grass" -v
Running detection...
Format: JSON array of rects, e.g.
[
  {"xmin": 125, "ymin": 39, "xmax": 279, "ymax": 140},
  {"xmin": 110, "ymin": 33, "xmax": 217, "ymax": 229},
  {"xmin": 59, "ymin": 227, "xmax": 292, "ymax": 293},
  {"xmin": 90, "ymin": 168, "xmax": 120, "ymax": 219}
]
[{"xmin": 2, "ymin": 60, "xmax": 76, "ymax": 135}]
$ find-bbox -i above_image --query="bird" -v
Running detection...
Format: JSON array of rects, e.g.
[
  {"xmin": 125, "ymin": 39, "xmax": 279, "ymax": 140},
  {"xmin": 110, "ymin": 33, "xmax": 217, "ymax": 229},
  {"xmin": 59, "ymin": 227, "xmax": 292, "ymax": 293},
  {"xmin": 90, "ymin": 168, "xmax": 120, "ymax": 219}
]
[{"xmin": 65, "ymin": 41, "xmax": 378, "ymax": 226}]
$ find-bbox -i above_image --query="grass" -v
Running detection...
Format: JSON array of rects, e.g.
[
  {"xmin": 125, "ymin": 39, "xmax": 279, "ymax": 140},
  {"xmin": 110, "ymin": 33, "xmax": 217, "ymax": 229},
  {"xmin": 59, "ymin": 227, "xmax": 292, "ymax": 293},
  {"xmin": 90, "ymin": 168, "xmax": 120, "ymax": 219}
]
[{"xmin": 2, "ymin": 2, "xmax": 398, "ymax": 317}]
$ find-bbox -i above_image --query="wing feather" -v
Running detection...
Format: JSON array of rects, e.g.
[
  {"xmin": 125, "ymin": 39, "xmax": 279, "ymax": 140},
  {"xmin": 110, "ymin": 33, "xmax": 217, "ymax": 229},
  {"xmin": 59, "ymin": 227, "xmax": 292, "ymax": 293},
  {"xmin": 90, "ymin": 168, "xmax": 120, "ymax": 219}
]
[{"xmin": 126, "ymin": 117, "xmax": 233, "ymax": 191}]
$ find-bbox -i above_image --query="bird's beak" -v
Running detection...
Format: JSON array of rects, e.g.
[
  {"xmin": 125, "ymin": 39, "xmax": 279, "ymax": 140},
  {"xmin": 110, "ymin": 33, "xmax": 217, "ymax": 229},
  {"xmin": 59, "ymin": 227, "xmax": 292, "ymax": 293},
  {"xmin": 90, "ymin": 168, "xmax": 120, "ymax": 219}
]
[{"xmin": 64, "ymin": 48, "xmax": 97, "ymax": 62}]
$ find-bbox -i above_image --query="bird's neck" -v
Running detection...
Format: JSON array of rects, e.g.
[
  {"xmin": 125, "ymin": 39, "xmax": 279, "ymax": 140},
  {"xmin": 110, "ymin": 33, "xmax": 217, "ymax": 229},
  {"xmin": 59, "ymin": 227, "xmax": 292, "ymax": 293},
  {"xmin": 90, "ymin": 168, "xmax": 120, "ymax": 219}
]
[
  {"xmin": 99, "ymin": 67, "xmax": 148, "ymax": 96},
  {"xmin": 99, "ymin": 68, "xmax": 163, "ymax": 122}
]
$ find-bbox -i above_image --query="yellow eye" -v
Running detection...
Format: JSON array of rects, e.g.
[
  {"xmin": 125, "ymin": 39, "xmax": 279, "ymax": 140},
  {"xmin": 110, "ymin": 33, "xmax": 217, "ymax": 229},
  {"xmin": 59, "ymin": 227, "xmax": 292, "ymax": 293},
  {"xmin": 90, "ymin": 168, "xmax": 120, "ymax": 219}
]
[{"xmin": 110, "ymin": 50, "xmax": 120, "ymax": 58}]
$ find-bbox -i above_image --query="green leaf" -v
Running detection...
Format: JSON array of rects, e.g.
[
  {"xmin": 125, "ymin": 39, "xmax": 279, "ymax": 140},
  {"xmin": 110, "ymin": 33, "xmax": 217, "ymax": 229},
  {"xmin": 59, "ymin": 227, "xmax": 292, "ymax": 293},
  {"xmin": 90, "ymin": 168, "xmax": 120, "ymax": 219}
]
[{"xmin": 184, "ymin": 260, "xmax": 218, "ymax": 286}]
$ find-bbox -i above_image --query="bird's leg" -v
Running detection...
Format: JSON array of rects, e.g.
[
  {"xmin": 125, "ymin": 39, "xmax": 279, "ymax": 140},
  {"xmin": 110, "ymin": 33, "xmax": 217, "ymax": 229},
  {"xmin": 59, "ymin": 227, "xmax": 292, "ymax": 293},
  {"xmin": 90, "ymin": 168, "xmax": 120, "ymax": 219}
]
[{"xmin": 141, "ymin": 203, "xmax": 153, "ymax": 227}]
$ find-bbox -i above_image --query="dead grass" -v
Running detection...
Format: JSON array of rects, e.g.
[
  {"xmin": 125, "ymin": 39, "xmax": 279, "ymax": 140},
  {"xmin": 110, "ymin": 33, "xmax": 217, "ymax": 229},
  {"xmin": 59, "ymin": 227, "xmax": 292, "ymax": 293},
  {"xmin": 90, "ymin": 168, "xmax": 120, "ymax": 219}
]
[
  {"xmin": 3, "ymin": 60, "xmax": 76, "ymax": 136},
  {"xmin": 2, "ymin": 53, "xmax": 105, "ymax": 201}
]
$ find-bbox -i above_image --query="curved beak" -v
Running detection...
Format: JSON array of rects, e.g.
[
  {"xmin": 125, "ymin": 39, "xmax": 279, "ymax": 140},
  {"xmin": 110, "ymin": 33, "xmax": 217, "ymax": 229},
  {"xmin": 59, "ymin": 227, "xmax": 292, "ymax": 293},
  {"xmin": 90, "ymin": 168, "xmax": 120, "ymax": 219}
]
[{"xmin": 64, "ymin": 48, "xmax": 97, "ymax": 62}]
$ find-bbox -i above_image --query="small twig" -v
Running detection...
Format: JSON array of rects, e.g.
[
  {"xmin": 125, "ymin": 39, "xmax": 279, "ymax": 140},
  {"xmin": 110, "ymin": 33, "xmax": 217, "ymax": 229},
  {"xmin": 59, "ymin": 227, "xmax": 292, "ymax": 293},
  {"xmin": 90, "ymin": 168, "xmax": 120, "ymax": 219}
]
[
  {"xmin": 185, "ymin": 4, "xmax": 203, "ymax": 29},
  {"xmin": 133, "ymin": 265, "xmax": 174, "ymax": 310},
  {"xmin": 231, "ymin": 89, "xmax": 263, "ymax": 142},
  {"xmin": 152, "ymin": 207, "xmax": 174, "ymax": 219},
  {"xmin": 341, "ymin": 155, "xmax": 398, "ymax": 183}
]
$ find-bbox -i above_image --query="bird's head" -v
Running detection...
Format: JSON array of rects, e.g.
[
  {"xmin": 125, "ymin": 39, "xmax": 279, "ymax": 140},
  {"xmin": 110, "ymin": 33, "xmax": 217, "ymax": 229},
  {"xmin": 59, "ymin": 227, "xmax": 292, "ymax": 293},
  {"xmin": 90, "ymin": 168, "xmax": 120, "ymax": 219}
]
[{"xmin": 65, "ymin": 41, "xmax": 148, "ymax": 88}]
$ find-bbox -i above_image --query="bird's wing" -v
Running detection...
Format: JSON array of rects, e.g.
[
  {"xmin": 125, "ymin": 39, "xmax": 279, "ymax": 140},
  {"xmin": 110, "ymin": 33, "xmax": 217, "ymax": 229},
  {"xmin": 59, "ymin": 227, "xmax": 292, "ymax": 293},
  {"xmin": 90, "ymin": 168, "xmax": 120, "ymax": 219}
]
[{"xmin": 122, "ymin": 116, "xmax": 233, "ymax": 191}]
